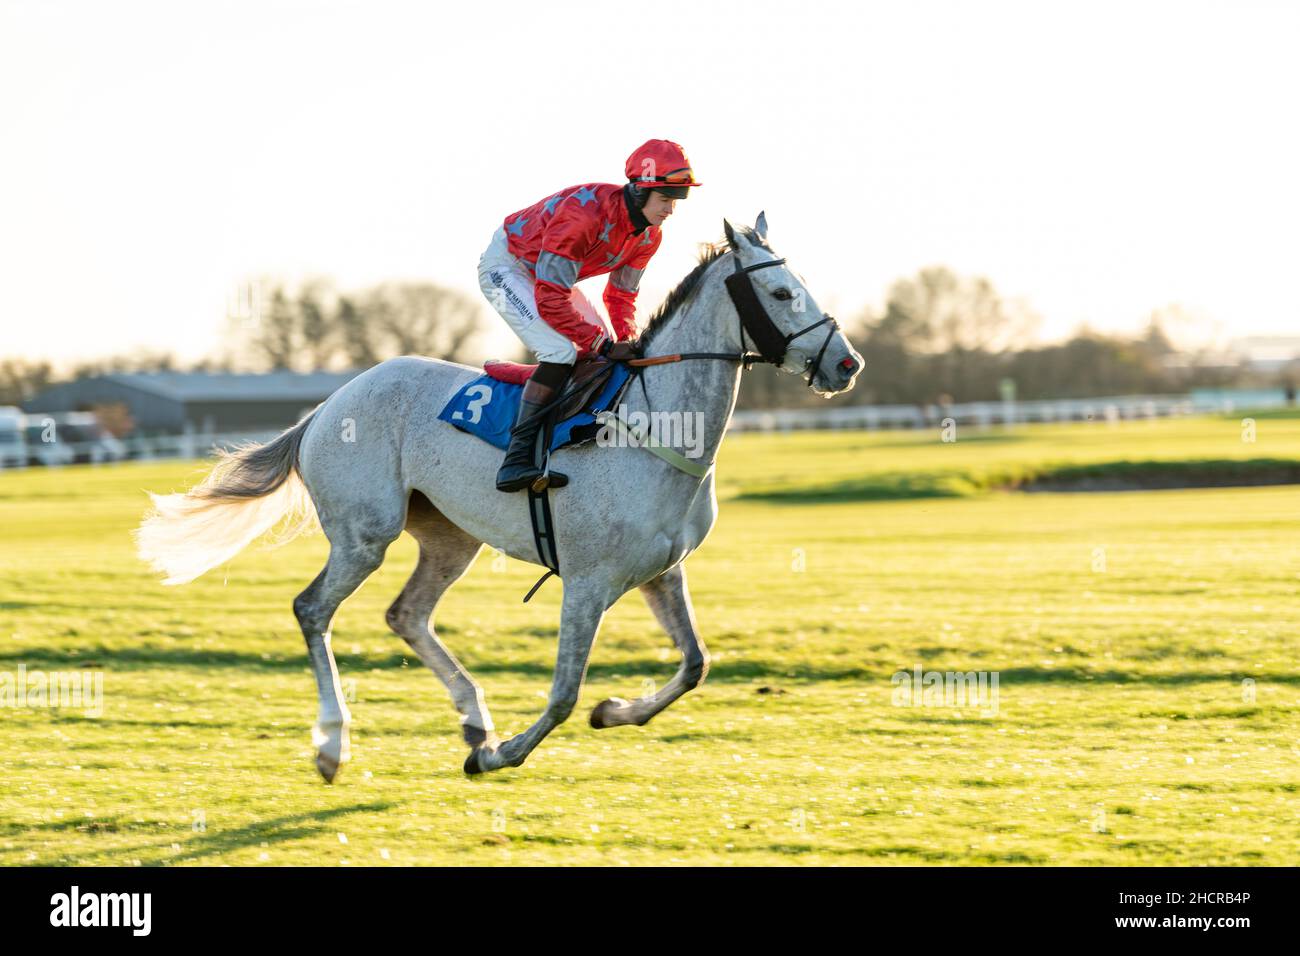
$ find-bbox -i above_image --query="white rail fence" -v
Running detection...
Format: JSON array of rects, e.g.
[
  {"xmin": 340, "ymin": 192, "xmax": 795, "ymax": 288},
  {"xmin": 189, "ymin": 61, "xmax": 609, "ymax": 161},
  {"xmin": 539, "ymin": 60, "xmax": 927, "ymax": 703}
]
[
  {"xmin": 730, "ymin": 392, "xmax": 1289, "ymax": 433},
  {"xmin": 0, "ymin": 427, "xmax": 282, "ymax": 471}
]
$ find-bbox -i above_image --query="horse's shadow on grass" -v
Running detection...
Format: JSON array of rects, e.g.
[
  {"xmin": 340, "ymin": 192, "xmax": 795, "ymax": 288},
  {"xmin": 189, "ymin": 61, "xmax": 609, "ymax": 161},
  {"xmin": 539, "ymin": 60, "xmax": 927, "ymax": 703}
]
[
  {"xmin": 34, "ymin": 801, "xmax": 396, "ymax": 866},
  {"xmin": 3, "ymin": 647, "xmax": 1296, "ymax": 686}
]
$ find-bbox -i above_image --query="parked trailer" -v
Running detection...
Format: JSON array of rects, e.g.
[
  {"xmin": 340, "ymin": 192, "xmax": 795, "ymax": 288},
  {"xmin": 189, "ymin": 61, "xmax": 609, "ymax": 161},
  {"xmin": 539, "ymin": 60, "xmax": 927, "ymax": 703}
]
[{"xmin": 0, "ymin": 407, "xmax": 25, "ymax": 469}]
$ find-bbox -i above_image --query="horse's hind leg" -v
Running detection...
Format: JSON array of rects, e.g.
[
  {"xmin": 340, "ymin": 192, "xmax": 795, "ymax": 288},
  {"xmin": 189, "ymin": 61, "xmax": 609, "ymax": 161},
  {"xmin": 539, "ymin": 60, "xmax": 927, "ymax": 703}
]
[
  {"xmin": 385, "ymin": 493, "xmax": 495, "ymax": 750},
  {"xmin": 294, "ymin": 514, "xmax": 402, "ymax": 783},
  {"xmin": 589, "ymin": 563, "xmax": 709, "ymax": 729}
]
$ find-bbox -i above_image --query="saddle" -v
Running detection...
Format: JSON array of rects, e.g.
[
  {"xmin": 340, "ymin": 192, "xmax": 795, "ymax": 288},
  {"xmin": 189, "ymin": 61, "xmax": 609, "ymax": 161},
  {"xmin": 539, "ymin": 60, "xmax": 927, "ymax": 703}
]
[
  {"xmin": 484, "ymin": 355, "xmax": 618, "ymax": 424},
  {"xmin": 439, "ymin": 355, "xmax": 632, "ymax": 457}
]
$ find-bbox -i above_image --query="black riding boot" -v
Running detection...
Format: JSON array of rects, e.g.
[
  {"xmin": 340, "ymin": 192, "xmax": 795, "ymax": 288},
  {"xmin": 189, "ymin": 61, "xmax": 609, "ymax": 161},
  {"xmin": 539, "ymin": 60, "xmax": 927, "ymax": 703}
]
[{"xmin": 495, "ymin": 366, "xmax": 571, "ymax": 492}]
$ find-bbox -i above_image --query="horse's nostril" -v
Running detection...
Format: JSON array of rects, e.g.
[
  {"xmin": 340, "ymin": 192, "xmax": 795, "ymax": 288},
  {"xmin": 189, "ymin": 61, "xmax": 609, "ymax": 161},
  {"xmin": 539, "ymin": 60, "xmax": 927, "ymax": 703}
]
[{"xmin": 838, "ymin": 357, "xmax": 858, "ymax": 377}]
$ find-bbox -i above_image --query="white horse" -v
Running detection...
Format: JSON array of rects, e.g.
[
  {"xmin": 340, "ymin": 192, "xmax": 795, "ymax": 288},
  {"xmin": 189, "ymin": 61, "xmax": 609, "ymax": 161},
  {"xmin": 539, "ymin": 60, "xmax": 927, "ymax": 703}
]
[{"xmin": 136, "ymin": 215, "xmax": 862, "ymax": 779}]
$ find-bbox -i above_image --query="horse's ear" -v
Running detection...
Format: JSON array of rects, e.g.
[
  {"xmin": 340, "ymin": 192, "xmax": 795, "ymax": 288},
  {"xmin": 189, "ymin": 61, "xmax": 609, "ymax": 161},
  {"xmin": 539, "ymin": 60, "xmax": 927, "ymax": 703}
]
[
  {"xmin": 723, "ymin": 219, "xmax": 738, "ymax": 250},
  {"xmin": 754, "ymin": 211, "xmax": 768, "ymax": 239}
]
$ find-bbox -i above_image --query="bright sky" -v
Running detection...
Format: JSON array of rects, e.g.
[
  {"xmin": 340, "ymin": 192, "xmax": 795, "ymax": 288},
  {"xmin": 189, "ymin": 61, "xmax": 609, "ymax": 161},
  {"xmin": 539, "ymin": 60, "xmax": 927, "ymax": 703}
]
[{"xmin": 2, "ymin": 0, "xmax": 1297, "ymax": 368}]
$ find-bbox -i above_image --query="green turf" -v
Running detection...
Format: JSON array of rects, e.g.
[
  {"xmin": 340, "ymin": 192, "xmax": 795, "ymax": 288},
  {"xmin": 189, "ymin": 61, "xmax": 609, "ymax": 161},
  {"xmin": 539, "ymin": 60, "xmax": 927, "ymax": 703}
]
[
  {"xmin": 0, "ymin": 414, "xmax": 1297, "ymax": 865},
  {"xmin": 722, "ymin": 409, "xmax": 1300, "ymax": 500}
]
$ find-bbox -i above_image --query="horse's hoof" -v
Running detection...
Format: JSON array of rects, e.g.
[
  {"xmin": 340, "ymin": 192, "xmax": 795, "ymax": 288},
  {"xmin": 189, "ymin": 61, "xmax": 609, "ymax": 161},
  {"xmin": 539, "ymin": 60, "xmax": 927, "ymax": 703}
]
[
  {"xmin": 312, "ymin": 722, "xmax": 350, "ymax": 783},
  {"xmin": 464, "ymin": 747, "xmax": 489, "ymax": 776},
  {"xmin": 316, "ymin": 752, "xmax": 341, "ymax": 784},
  {"xmin": 589, "ymin": 697, "xmax": 629, "ymax": 729}
]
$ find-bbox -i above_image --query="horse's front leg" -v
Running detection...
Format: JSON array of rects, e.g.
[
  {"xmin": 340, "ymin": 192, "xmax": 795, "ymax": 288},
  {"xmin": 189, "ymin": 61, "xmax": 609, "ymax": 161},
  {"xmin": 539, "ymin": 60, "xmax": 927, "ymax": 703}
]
[
  {"xmin": 589, "ymin": 563, "xmax": 709, "ymax": 729},
  {"xmin": 465, "ymin": 579, "xmax": 608, "ymax": 774}
]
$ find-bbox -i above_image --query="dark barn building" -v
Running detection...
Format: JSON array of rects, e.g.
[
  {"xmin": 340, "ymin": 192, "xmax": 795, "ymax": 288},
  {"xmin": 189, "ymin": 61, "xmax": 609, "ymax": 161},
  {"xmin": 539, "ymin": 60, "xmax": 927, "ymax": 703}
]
[{"xmin": 24, "ymin": 370, "xmax": 363, "ymax": 435}]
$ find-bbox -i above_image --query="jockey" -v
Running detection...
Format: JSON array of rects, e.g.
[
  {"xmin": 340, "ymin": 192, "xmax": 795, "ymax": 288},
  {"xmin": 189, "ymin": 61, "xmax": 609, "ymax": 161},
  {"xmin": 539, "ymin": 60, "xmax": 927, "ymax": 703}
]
[{"xmin": 478, "ymin": 139, "xmax": 702, "ymax": 492}]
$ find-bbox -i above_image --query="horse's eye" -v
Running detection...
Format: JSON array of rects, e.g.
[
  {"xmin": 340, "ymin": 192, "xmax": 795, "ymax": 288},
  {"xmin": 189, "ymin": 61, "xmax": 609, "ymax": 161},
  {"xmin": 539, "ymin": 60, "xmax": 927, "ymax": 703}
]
[{"xmin": 773, "ymin": 288, "xmax": 792, "ymax": 301}]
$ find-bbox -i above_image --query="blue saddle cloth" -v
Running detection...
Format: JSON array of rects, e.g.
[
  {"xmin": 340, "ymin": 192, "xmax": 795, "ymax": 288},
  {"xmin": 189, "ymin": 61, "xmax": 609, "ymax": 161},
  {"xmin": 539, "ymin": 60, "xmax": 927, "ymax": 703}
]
[{"xmin": 438, "ymin": 365, "xmax": 633, "ymax": 452}]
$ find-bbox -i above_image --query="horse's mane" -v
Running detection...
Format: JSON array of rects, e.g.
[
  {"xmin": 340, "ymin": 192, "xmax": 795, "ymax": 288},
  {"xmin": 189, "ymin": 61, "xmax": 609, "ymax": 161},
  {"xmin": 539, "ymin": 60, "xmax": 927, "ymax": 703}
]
[{"xmin": 640, "ymin": 226, "xmax": 773, "ymax": 349}]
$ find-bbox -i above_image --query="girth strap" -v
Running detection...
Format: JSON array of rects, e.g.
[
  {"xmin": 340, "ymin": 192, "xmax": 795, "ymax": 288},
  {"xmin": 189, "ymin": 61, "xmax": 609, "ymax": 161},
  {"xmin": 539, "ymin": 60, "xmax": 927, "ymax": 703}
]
[
  {"xmin": 520, "ymin": 407, "xmax": 562, "ymax": 603},
  {"xmin": 523, "ymin": 481, "xmax": 559, "ymax": 603}
]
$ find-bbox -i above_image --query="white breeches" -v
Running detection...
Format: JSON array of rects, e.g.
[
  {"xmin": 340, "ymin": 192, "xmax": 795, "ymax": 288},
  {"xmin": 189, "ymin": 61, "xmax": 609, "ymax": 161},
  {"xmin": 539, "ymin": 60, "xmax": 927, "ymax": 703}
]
[{"xmin": 477, "ymin": 226, "xmax": 612, "ymax": 365}]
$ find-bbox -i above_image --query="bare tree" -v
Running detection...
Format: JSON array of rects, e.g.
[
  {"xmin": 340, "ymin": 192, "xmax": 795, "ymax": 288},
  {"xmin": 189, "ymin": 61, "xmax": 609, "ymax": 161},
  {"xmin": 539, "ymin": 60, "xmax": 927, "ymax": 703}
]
[
  {"xmin": 0, "ymin": 358, "xmax": 55, "ymax": 406},
  {"xmin": 342, "ymin": 282, "xmax": 484, "ymax": 366},
  {"xmin": 297, "ymin": 279, "xmax": 338, "ymax": 370},
  {"xmin": 228, "ymin": 278, "xmax": 488, "ymax": 371},
  {"xmin": 873, "ymin": 266, "xmax": 1037, "ymax": 355},
  {"xmin": 251, "ymin": 285, "xmax": 299, "ymax": 370},
  {"xmin": 70, "ymin": 351, "xmax": 177, "ymax": 377}
]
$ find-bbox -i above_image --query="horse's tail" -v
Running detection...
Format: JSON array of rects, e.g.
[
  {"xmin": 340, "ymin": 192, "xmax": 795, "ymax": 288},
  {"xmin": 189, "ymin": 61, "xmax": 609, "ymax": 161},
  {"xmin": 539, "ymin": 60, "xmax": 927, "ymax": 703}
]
[{"xmin": 135, "ymin": 410, "xmax": 320, "ymax": 585}]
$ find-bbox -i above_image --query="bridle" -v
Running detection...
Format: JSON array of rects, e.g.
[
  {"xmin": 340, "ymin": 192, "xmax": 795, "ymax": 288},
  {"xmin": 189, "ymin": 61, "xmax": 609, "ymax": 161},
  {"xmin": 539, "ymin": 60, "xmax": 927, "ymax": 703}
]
[
  {"xmin": 630, "ymin": 245, "xmax": 844, "ymax": 388},
  {"xmin": 723, "ymin": 251, "xmax": 842, "ymax": 387}
]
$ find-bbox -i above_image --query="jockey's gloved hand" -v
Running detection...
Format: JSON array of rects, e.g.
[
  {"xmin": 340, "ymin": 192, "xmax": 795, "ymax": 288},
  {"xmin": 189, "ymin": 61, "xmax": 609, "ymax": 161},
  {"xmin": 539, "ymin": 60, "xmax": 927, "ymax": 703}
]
[{"xmin": 601, "ymin": 340, "xmax": 639, "ymax": 362}]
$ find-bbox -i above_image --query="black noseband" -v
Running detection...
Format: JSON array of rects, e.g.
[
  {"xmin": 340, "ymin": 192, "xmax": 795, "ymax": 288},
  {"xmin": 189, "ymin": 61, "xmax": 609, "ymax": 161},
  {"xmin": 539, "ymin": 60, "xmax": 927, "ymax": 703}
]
[{"xmin": 723, "ymin": 253, "xmax": 841, "ymax": 387}]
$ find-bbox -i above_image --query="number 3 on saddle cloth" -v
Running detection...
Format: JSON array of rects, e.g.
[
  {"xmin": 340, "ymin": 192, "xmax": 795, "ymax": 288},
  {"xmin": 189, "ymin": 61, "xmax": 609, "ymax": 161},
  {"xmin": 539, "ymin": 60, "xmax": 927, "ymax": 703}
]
[{"xmin": 438, "ymin": 359, "xmax": 634, "ymax": 459}]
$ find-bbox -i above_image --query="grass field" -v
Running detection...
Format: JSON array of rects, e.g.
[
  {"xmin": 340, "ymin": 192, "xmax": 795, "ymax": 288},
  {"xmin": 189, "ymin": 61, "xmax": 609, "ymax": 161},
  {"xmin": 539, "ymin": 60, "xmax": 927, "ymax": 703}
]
[{"xmin": 1, "ymin": 412, "xmax": 1298, "ymax": 865}]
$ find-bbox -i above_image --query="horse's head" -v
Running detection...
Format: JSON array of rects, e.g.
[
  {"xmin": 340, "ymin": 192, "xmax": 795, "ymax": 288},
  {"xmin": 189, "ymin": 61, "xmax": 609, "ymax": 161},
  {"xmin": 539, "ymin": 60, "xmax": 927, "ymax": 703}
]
[{"xmin": 722, "ymin": 212, "xmax": 862, "ymax": 397}]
